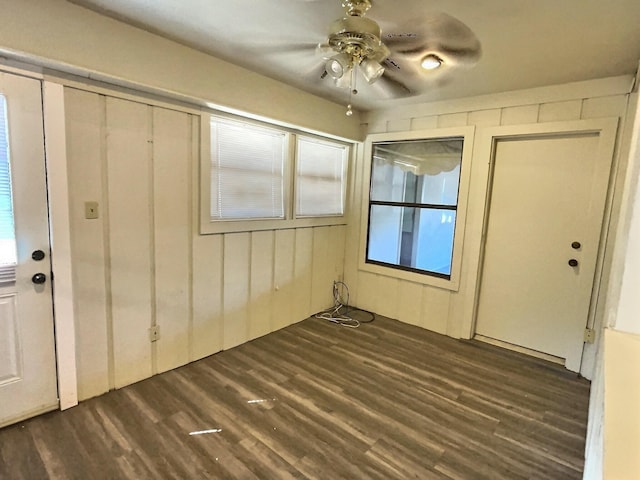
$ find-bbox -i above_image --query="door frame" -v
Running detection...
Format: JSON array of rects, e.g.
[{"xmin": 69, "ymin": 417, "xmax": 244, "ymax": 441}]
[
  {"xmin": 43, "ymin": 80, "xmax": 78, "ymax": 410},
  {"xmin": 460, "ymin": 118, "xmax": 619, "ymax": 374},
  {"xmin": 0, "ymin": 63, "xmax": 79, "ymax": 411}
]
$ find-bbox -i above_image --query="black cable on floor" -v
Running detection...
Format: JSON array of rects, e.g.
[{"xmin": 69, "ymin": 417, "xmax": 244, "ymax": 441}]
[{"xmin": 315, "ymin": 281, "xmax": 375, "ymax": 328}]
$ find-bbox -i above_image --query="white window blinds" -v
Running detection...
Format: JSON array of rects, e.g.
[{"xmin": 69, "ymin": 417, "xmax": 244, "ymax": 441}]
[
  {"xmin": 296, "ymin": 136, "xmax": 347, "ymax": 217},
  {"xmin": 0, "ymin": 95, "xmax": 17, "ymax": 284},
  {"xmin": 210, "ymin": 116, "xmax": 286, "ymax": 220}
]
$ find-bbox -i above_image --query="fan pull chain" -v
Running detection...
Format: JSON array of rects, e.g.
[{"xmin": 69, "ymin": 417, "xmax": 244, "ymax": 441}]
[{"xmin": 346, "ymin": 66, "xmax": 357, "ymax": 116}]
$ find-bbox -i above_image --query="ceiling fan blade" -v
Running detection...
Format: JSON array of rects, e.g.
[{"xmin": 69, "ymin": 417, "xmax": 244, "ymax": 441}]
[
  {"xmin": 244, "ymin": 41, "xmax": 321, "ymax": 55},
  {"xmin": 383, "ymin": 12, "xmax": 481, "ymax": 67},
  {"xmin": 370, "ymin": 71, "xmax": 412, "ymax": 98}
]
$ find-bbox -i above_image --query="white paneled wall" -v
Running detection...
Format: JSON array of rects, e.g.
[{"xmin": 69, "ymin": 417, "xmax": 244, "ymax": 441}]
[
  {"xmin": 65, "ymin": 88, "xmax": 346, "ymax": 400},
  {"xmin": 346, "ymin": 89, "xmax": 632, "ymax": 376}
]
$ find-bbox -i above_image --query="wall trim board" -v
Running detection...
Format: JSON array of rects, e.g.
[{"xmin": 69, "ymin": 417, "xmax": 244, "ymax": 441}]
[
  {"xmin": 42, "ymin": 81, "xmax": 78, "ymax": 410},
  {"xmin": 364, "ymin": 75, "xmax": 634, "ymax": 124}
]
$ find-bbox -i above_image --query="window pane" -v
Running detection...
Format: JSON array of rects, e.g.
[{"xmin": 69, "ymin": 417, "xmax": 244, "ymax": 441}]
[
  {"xmin": 210, "ymin": 117, "xmax": 285, "ymax": 220},
  {"xmin": 367, "ymin": 206, "xmax": 456, "ymax": 277},
  {"xmin": 296, "ymin": 136, "xmax": 346, "ymax": 217},
  {"xmin": 0, "ymin": 94, "xmax": 17, "ymax": 283},
  {"xmin": 371, "ymin": 138, "xmax": 462, "ymax": 206}
]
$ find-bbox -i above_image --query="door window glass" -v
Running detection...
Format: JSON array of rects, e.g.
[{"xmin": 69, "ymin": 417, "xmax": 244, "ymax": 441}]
[{"xmin": 0, "ymin": 95, "xmax": 17, "ymax": 284}]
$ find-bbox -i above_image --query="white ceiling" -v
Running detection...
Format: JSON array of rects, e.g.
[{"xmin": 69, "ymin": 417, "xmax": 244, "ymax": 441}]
[{"xmin": 69, "ymin": 0, "xmax": 640, "ymax": 112}]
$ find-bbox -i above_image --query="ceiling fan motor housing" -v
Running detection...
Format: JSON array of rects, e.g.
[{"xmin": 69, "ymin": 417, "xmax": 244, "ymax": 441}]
[{"xmin": 327, "ymin": 15, "xmax": 388, "ymax": 63}]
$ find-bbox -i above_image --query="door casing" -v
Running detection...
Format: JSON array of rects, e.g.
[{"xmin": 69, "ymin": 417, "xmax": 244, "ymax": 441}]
[{"xmin": 459, "ymin": 118, "xmax": 619, "ymax": 376}]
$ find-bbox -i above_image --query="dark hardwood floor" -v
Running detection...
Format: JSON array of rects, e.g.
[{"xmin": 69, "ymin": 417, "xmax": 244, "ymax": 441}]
[{"xmin": 0, "ymin": 315, "xmax": 591, "ymax": 479}]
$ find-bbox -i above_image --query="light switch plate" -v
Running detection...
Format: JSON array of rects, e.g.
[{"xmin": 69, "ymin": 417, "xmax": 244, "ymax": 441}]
[{"xmin": 85, "ymin": 201, "xmax": 99, "ymax": 219}]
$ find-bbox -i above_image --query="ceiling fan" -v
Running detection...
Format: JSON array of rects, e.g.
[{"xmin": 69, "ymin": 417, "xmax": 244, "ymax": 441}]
[{"xmin": 314, "ymin": 0, "xmax": 482, "ymax": 114}]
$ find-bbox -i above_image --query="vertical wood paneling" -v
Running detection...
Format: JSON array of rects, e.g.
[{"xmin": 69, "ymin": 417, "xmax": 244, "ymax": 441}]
[
  {"xmin": 375, "ymin": 275, "xmax": 400, "ymax": 319},
  {"xmin": 329, "ymin": 225, "xmax": 346, "ymax": 282},
  {"xmin": 421, "ymin": 286, "xmax": 450, "ymax": 335},
  {"xmin": 273, "ymin": 229, "xmax": 295, "ymax": 329},
  {"xmin": 293, "ymin": 228, "xmax": 313, "ymax": 320},
  {"xmin": 468, "ymin": 109, "xmax": 502, "ymax": 127},
  {"xmin": 311, "ymin": 226, "xmax": 335, "ymax": 312},
  {"xmin": 538, "ymin": 100, "xmax": 583, "ymax": 122},
  {"xmin": 501, "ymin": 105, "xmax": 540, "ymax": 125},
  {"xmin": 356, "ymin": 271, "xmax": 378, "ymax": 313},
  {"xmin": 64, "ymin": 89, "xmax": 110, "ymax": 401},
  {"xmin": 106, "ymin": 97, "xmax": 153, "ymax": 388},
  {"xmin": 437, "ymin": 112, "xmax": 468, "ymax": 128},
  {"xmin": 365, "ymin": 117, "xmax": 388, "ymax": 134},
  {"xmin": 397, "ymin": 281, "xmax": 423, "ymax": 326},
  {"xmin": 411, "ymin": 116, "xmax": 438, "ymax": 131},
  {"xmin": 249, "ymin": 230, "xmax": 274, "ymax": 340},
  {"xmin": 223, "ymin": 232, "xmax": 250, "ymax": 349},
  {"xmin": 387, "ymin": 118, "xmax": 411, "ymax": 132},
  {"xmin": 581, "ymin": 95, "xmax": 628, "ymax": 119},
  {"xmin": 191, "ymin": 234, "xmax": 223, "ymax": 360},
  {"xmin": 153, "ymin": 108, "xmax": 191, "ymax": 374},
  {"xmin": 343, "ymin": 143, "xmax": 363, "ymax": 306}
]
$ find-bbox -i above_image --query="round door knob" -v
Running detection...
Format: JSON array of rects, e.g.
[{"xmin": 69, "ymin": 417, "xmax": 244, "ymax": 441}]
[
  {"xmin": 568, "ymin": 259, "xmax": 579, "ymax": 267},
  {"xmin": 32, "ymin": 250, "xmax": 45, "ymax": 261},
  {"xmin": 32, "ymin": 273, "xmax": 46, "ymax": 284}
]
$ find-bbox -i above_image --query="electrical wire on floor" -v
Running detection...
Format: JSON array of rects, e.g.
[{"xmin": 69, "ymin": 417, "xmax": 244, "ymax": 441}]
[{"xmin": 314, "ymin": 281, "xmax": 375, "ymax": 328}]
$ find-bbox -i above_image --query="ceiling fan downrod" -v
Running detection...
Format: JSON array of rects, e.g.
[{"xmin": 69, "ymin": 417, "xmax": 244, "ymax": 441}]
[{"xmin": 341, "ymin": 0, "xmax": 371, "ymax": 17}]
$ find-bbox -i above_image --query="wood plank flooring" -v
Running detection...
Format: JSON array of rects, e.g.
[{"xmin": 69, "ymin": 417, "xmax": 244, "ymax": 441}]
[{"xmin": 0, "ymin": 315, "xmax": 591, "ymax": 479}]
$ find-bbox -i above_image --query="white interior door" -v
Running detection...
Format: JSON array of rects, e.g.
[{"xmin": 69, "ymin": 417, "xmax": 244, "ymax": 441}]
[
  {"xmin": 0, "ymin": 72, "xmax": 58, "ymax": 427},
  {"xmin": 475, "ymin": 130, "xmax": 613, "ymax": 371}
]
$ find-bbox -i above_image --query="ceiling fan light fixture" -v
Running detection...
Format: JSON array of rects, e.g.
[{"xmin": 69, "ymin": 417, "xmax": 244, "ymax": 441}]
[
  {"xmin": 326, "ymin": 53, "xmax": 352, "ymax": 79},
  {"xmin": 421, "ymin": 54, "xmax": 443, "ymax": 70},
  {"xmin": 334, "ymin": 66, "xmax": 354, "ymax": 88},
  {"xmin": 360, "ymin": 58, "xmax": 384, "ymax": 84}
]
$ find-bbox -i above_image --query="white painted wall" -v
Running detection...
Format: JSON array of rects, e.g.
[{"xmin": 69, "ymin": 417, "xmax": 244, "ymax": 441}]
[
  {"xmin": 64, "ymin": 88, "xmax": 346, "ymax": 400},
  {"xmin": 345, "ymin": 77, "xmax": 633, "ymax": 381},
  {"xmin": 591, "ymin": 91, "xmax": 640, "ymax": 480},
  {"xmin": 0, "ymin": 0, "xmax": 361, "ymax": 140}
]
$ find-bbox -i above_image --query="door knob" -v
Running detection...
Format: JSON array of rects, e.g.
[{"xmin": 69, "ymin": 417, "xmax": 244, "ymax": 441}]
[
  {"xmin": 32, "ymin": 273, "xmax": 46, "ymax": 284},
  {"xmin": 571, "ymin": 241, "xmax": 581, "ymax": 250},
  {"xmin": 568, "ymin": 259, "xmax": 579, "ymax": 267},
  {"xmin": 32, "ymin": 249, "xmax": 45, "ymax": 261}
]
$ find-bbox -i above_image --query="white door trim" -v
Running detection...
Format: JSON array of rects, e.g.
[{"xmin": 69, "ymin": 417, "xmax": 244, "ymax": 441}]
[
  {"xmin": 43, "ymin": 81, "xmax": 78, "ymax": 410},
  {"xmin": 460, "ymin": 118, "xmax": 619, "ymax": 373}
]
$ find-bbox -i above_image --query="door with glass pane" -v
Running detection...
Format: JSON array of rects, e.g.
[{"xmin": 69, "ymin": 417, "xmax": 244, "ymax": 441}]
[{"xmin": 0, "ymin": 72, "xmax": 57, "ymax": 427}]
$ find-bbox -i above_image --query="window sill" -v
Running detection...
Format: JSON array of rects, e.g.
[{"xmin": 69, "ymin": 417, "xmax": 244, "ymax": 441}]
[
  {"xmin": 200, "ymin": 215, "xmax": 347, "ymax": 235},
  {"xmin": 358, "ymin": 260, "xmax": 461, "ymax": 291}
]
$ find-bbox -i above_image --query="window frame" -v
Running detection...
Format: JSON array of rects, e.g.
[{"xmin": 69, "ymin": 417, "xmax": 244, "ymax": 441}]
[
  {"xmin": 200, "ymin": 112, "xmax": 352, "ymax": 234},
  {"xmin": 294, "ymin": 134, "xmax": 348, "ymax": 218},
  {"xmin": 359, "ymin": 126, "xmax": 475, "ymax": 291}
]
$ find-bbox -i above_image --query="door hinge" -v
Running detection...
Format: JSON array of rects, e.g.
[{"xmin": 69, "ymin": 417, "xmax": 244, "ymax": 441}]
[
  {"xmin": 584, "ymin": 328, "xmax": 596, "ymax": 344},
  {"xmin": 149, "ymin": 325, "xmax": 160, "ymax": 342}
]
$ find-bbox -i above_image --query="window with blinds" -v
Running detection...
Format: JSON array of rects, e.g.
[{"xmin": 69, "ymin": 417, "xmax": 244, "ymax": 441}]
[
  {"xmin": 210, "ymin": 116, "xmax": 286, "ymax": 220},
  {"xmin": 0, "ymin": 94, "xmax": 17, "ymax": 285},
  {"xmin": 296, "ymin": 136, "xmax": 347, "ymax": 217},
  {"xmin": 202, "ymin": 113, "xmax": 350, "ymax": 234}
]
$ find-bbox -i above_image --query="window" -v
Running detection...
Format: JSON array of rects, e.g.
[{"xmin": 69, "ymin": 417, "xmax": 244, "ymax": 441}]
[
  {"xmin": 296, "ymin": 136, "xmax": 347, "ymax": 217},
  {"xmin": 0, "ymin": 94, "xmax": 17, "ymax": 284},
  {"xmin": 209, "ymin": 116, "xmax": 286, "ymax": 220},
  {"xmin": 201, "ymin": 113, "xmax": 350, "ymax": 234},
  {"xmin": 360, "ymin": 127, "xmax": 474, "ymax": 290}
]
